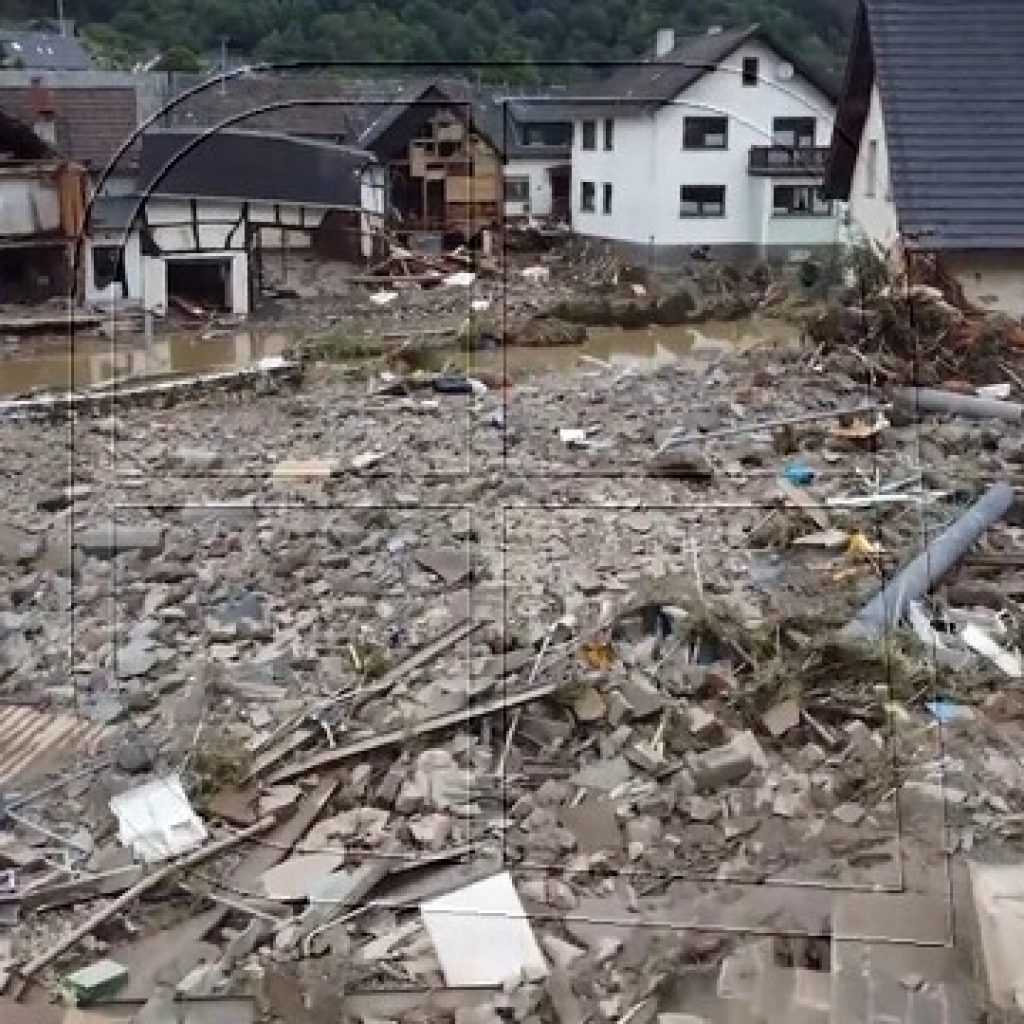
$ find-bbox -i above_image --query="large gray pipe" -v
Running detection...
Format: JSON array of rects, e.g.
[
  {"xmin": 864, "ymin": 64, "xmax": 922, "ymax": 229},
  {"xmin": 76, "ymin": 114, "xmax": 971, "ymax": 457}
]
[
  {"xmin": 897, "ymin": 388, "xmax": 1023, "ymax": 423},
  {"xmin": 843, "ymin": 481, "xmax": 1016, "ymax": 643}
]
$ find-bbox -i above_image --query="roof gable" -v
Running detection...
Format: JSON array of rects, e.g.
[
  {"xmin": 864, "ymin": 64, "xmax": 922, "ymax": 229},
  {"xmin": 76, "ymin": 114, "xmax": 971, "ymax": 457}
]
[
  {"xmin": 578, "ymin": 25, "xmax": 838, "ymax": 112},
  {"xmin": 828, "ymin": 0, "xmax": 1024, "ymax": 250}
]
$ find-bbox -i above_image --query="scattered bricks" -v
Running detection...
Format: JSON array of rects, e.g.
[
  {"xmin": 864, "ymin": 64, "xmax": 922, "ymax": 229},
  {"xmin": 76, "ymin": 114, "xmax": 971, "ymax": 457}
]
[
  {"xmin": 687, "ymin": 732, "xmax": 762, "ymax": 792},
  {"xmin": 762, "ymin": 698, "xmax": 801, "ymax": 739},
  {"xmin": 409, "ymin": 813, "xmax": 453, "ymax": 849},
  {"xmin": 76, "ymin": 524, "xmax": 164, "ymax": 559}
]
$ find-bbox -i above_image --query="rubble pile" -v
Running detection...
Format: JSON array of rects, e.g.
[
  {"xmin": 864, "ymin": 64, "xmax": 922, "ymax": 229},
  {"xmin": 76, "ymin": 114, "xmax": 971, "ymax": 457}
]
[
  {"xmin": 807, "ymin": 269, "xmax": 1024, "ymax": 388},
  {"xmin": 0, "ymin": 324, "xmax": 1022, "ymax": 1022}
]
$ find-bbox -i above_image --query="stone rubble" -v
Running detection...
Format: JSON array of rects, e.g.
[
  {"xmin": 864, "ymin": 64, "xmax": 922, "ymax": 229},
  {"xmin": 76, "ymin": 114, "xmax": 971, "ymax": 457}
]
[{"xmin": 0, "ymin": 275, "xmax": 1022, "ymax": 1022}]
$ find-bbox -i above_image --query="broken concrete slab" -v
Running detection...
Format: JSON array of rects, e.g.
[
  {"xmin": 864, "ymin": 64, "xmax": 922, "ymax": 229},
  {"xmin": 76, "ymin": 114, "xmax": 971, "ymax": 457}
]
[
  {"xmin": 420, "ymin": 871, "xmax": 547, "ymax": 987},
  {"xmin": 560, "ymin": 800, "xmax": 622, "ymax": 852},
  {"xmin": 75, "ymin": 524, "xmax": 164, "ymax": 559},
  {"xmin": 261, "ymin": 852, "xmax": 346, "ymax": 902},
  {"xmin": 413, "ymin": 546, "xmax": 473, "ymax": 586}
]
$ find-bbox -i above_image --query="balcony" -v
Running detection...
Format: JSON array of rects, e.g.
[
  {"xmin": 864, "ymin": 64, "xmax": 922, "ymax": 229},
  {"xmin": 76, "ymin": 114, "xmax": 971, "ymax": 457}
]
[{"xmin": 748, "ymin": 145, "xmax": 830, "ymax": 177}]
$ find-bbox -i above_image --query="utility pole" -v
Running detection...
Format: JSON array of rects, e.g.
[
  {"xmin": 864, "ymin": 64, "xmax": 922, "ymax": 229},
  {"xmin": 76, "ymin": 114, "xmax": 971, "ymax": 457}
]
[
  {"xmin": 220, "ymin": 36, "xmax": 227, "ymax": 95},
  {"xmin": 56, "ymin": 0, "xmax": 66, "ymax": 36}
]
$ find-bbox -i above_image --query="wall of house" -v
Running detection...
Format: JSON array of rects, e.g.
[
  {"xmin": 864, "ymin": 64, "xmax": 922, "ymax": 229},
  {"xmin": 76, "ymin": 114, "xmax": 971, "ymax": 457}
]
[
  {"xmin": 571, "ymin": 37, "xmax": 838, "ymax": 256},
  {"xmin": 0, "ymin": 171, "xmax": 64, "ymax": 237},
  {"xmin": 504, "ymin": 157, "xmax": 557, "ymax": 218},
  {"xmin": 942, "ymin": 251, "xmax": 1024, "ymax": 319},
  {"xmin": 84, "ymin": 225, "xmax": 142, "ymax": 304},
  {"xmin": 845, "ymin": 83, "xmax": 900, "ymax": 253}
]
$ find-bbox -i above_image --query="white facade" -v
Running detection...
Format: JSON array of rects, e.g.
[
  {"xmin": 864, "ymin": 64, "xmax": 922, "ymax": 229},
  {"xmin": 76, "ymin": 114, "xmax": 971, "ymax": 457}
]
[
  {"xmin": 844, "ymin": 83, "xmax": 900, "ymax": 253},
  {"xmin": 504, "ymin": 157, "xmax": 555, "ymax": 219},
  {"xmin": 571, "ymin": 37, "xmax": 840, "ymax": 258},
  {"xmin": 842, "ymin": 85, "xmax": 1024, "ymax": 318},
  {"xmin": 84, "ymin": 171, "xmax": 388, "ymax": 317}
]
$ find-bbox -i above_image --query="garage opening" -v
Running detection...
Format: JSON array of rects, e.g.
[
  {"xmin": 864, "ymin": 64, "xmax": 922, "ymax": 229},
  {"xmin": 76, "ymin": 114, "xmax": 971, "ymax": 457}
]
[{"xmin": 166, "ymin": 258, "xmax": 231, "ymax": 312}]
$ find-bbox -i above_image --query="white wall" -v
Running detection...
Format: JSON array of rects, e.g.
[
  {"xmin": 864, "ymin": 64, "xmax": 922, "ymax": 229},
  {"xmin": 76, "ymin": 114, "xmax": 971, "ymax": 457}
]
[
  {"xmin": 943, "ymin": 252, "xmax": 1024, "ymax": 319},
  {"xmin": 83, "ymin": 226, "xmax": 142, "ymax": 304},
  {"xmin": 504, "ymin": 156, "xmax": 560, "ymax": 218},
  {"xmin": 0, "ymin": 172, "xmax": 62, "ymax": 236},
  {"xmin": 846, "ymin": 83, "xmax": 900, "ymax": 253},
  {"xmin": 572, "ymin": 37, "xmax": 838, "ymax": 251}
]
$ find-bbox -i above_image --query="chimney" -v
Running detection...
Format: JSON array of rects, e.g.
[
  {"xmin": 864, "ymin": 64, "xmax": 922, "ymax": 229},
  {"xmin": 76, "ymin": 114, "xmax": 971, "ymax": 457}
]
[
  {"xmin": 655, "ymin": 28, "xmax": 675, "ymax": 57},
  {"xmin": 25, "ymin": 77, "xmax": 57, "ymax": 147}
]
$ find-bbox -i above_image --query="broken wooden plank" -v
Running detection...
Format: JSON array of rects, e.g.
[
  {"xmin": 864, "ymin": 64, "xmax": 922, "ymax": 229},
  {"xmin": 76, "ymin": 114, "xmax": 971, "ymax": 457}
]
[
  {"xmin": 113, "ymin": 777, "xmax": 338, "ymax": 1001},
  {"xmin": 268, "ymin": 676, "xmax": 565, "ymax": 785},
  {"xmin": 7, "ymin": 817, "xmax": 275, "ymax": 998},
  {"xmin": 248, "ymin": 617, "xmax": 489, "ymax": 780}
]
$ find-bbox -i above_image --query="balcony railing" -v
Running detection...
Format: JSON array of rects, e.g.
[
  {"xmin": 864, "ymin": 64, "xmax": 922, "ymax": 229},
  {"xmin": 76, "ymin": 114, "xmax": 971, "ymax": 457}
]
[{"xmin": 749, "ymin": 145, "xmax": 830, "ymax": 176}]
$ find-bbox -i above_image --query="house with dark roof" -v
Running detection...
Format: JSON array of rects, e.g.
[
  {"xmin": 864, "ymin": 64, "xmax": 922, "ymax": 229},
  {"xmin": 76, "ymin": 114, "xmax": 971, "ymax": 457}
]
[
  {"xmin": 355, "ymin": 77, "xmax": 510, "ymax": 236},
  {"xmin": 0, "ymin": 30, "xmax": 92, "ymax": 71},
  {"xmin": 825, "ymin": 0, "xmax": 1024, "ymax": 317},
  {"xmin": 502, "ymin": 97, "xmax": 573, "ymax": 222},
  {"xmin": 83, "ymin": 130, "xmax": 385, "ymax": 315},
  {"xmin": 568, "ymin": 25, "xmax": 840, "ymax": 263}
]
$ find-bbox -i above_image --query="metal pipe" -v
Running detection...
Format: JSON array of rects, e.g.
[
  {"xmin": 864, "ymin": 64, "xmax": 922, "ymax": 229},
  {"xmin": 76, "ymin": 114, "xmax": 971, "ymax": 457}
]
[
  {"xmin": 896, "ymin": 388, "xmax": 1023, "ymax": 423},
  {"xmin": 656, "ymin": 401, "xmax": 890, "ymax": 454},
  {"xmin": 842, "ymin": 482, "xmax": 1016, "ymax": 643}
]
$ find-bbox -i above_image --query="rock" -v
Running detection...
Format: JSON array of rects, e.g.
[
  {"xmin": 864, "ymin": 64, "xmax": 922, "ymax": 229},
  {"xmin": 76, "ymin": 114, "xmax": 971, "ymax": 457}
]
[
  {"xmin": 409, "ymin": 813, "xmax": 452, "ymax": 849},
  {"xmin": 117, "ymin": 643, "xmax": 158, "ymax": 678},
  {"xmin": 688, "ymin": 732, "xmax": 764, "ymax": 792},
  {"xmin": 261, "ymin": 853, "xmax": 346, "ymax": 901},
  {"xmin": 762, "ymin": 698, "xmax": 801, "ymax": 739},
  {"xmin": 115, "ymin": 737, "xmax": 155, "ymax": 775},
  {"xmin": 0, "ymin": 526, "xmax": 42, "ymax": 567},
  {"xmin": 174, "ymin": 447, "xmax": 223, "ymax": 473},
  {"xmin": 571, "ymin": 686, "xmax": 607, "ymax": 723},
  {"xmin": 77, "ymin": 524, "xmax": 164, "ymax": 559}
]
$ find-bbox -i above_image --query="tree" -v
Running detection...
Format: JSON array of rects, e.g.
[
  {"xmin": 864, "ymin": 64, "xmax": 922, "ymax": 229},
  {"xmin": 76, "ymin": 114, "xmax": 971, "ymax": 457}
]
[{"xmin": 154, "ymin": 45, "xmax": 206, "ymax": 72}]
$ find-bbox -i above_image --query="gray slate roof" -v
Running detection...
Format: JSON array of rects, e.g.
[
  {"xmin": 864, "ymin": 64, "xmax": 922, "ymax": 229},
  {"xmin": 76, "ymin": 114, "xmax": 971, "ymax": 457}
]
[
  {"xmin": 573, "ymin": 25, "xmax": 838, "ymax": 111},
  {"xmin": 0, "ymin": 30, "xmax": 92, "ymax": 71},
  {"xmin": 137, "ymin": 130, "xmax": 376, "ymax": 208},
  {"xmin": 827, "ymin": 0, "xmax": 1024, "ymax": 250}
]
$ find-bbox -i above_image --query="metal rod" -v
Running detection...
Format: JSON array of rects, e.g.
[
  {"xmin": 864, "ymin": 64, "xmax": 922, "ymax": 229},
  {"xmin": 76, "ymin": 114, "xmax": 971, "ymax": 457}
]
[{"xmin": 656, "ymin": 401, "xmax": 890, "ymax": 454}]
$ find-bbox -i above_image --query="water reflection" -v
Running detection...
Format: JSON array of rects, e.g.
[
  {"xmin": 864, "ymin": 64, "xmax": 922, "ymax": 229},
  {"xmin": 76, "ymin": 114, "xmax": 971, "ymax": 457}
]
[{"xmin": 0, "ymin": 331, "xmax": 290, "ymax": 397}]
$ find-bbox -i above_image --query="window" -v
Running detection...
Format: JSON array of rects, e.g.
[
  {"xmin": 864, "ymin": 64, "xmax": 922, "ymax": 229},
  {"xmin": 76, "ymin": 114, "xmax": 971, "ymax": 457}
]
[
  {"xmin": 580, "ymin": 180, "xmax": 596, "ymax": 212},
  {"xmin": 684, "ymin": 116, "xmax": 728, "ymax": 149},
  {"xmin": 865, "ymin": 138, "xmax": 878, "ymax": 198},
  {"xmin": 581, "ymin": 120, "xmax": 596, "ymax": 150},
  {"xmin": 772, "ymin": 117, "xmax": 816, "ymax": 148},
  {"xmin": 602, "ymin": 182, "xmax": 613, "ymax": 214},
  {"xmin": 603, "ymin": 118, "xmax": 614, "ymax": 150},
  {"xmin": 742, "ymin": 56, "xmax": 759, "ymax": 86},
  {"xmin": 680, "ymin": 185, "xmax": 726, "ymax": 217},
  {"xmin": 93, "ymin": 244, "xmax": 126, "ymax": 291},
  {"xmin": 505, "ymin": 176, "xmax": 530, "ymax": 207},
  {"xmin": 772, "ymin": 184, "xmax": 832, "ymax": 216},
  {"xmin": 523, "ymin": 122, "xmax": 572, "ymax": 147}
]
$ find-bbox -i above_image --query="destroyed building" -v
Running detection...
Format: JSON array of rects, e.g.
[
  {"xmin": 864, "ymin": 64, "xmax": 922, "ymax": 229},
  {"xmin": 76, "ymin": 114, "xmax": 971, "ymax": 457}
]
[
  {"xmin": 83, "ymin": 129, "xmax": 385, "ymax": 314},
  {"xmin": 0, "ymin": 105, "xmax": 86, "ymax": 303}
]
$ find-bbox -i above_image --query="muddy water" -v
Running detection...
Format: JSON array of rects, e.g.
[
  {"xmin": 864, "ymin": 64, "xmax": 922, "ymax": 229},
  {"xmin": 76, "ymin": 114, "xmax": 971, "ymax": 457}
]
[
  {"xmin": 0, "ymin": 317, "xmax": 794, "ymax": 397},
  {"xmin": 0, "ymin": 331, "xmax": 291, "ymax": 397},
  {"xmin": 463, "ymin": 317, "xmax": 796, "ymax": 377}
]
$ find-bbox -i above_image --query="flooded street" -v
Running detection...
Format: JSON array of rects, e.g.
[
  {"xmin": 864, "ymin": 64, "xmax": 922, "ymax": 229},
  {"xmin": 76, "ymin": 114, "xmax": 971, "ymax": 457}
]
[
  {"xmin": 0, "ymin": 330, "xmax": 292, "ymax": 396},
  {"xmin": 0, "ymin": 317, "xmax": 795, "ymax": 397}
]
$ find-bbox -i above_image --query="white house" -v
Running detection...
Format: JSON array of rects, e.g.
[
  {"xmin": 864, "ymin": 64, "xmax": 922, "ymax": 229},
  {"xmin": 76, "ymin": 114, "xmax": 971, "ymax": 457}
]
[
  {"xmin": 502, "ymin": 98, "xmax": 573, "ymax": 223},
  {"xmin": 570, "ymin": 25, "xmax": 841, "ymax": 263},
  {"xmin": 84, "ymin": 130, "xmax": 386, "ymax": 316},
  {"xmin": 826, "ymin": 0, "xmax": 1024, "ymax": 318}
]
